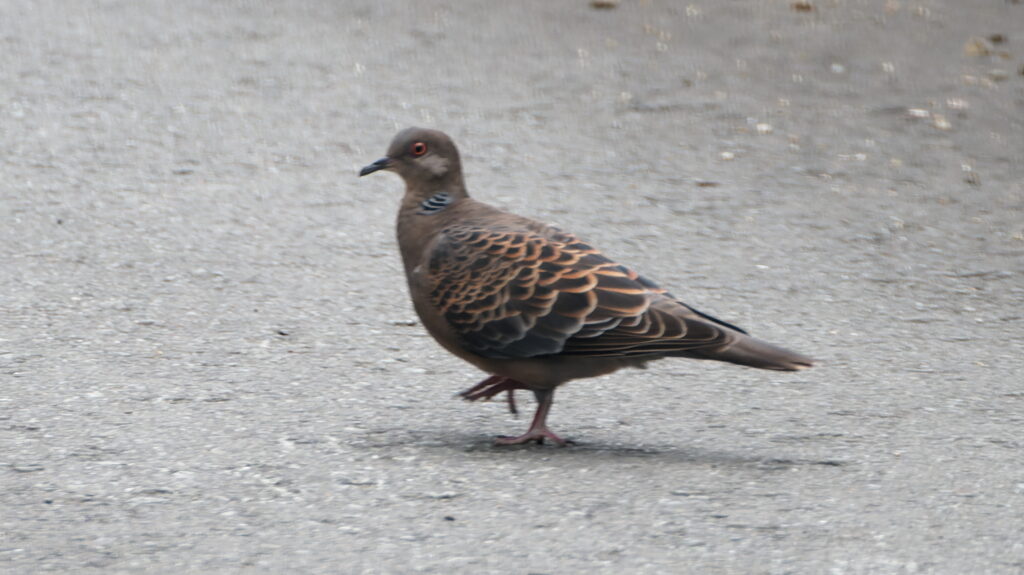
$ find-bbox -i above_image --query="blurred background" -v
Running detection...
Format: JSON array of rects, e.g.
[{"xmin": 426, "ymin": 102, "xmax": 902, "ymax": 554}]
[{"xmin": 2, "ymin": 1, "xmax": 1022, "ymax": 573}]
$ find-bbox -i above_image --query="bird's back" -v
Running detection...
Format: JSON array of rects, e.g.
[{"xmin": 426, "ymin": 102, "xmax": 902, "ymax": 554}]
[{"xmin": 402, "ymin": 198, "xmax": 812, "ymax": 370}]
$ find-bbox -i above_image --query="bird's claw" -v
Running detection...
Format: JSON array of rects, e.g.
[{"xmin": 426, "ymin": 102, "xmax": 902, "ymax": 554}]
[
  {"xmin": 494, "ymin": 428, "xmax": 572, "ymax": 447},
  {"xmin": 458, "ymin": 376, "xmax": 528, "ymax": 415}
]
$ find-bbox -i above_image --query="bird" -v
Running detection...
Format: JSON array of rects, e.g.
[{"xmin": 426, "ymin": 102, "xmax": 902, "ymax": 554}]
[{"xmin": 359, "ymin": 127, "xmax": 813, "ymax": 446}]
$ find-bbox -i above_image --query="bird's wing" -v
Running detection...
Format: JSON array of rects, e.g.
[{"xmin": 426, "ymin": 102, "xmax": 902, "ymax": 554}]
[{"xmin": 424, "ymin": 225, "xmax": 742, "ymax": 359}]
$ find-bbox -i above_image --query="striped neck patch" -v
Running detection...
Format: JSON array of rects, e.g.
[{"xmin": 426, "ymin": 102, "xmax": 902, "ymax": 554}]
[{"xmin": 418, "ymin": 192, "xmax": 452, "ymax": 214}]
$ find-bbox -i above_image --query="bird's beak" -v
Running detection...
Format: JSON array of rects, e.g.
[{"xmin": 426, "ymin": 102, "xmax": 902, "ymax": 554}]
[{"xmin": 359, "ymin": 157, "xmax": 392, "ymax": 177}]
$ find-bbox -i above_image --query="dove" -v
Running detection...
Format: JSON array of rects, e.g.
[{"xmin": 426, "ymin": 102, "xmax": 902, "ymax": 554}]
[{"xmin": 359, "ymin": 127, "xmax": 813, "ymax": 445}]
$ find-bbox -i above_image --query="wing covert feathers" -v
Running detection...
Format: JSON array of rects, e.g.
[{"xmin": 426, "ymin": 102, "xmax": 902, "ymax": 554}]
[{"xmin": 426, "ymin": 225, "xmax": 736, "ymax": 360}]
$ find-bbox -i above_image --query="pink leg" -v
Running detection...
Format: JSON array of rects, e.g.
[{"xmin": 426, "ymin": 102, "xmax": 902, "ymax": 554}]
[
  {"xmin": 458, "ymin": 375, "xmax": 529, "ymax": 415},
  {"xmin": 494, "ymin": 389, "xmax": 571, "ymax": 447}
]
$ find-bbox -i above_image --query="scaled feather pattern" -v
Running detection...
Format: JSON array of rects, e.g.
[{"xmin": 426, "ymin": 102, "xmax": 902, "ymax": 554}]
[{"xmin": 428, "ymin": 226, "xmax": 735, "ymax": 360}]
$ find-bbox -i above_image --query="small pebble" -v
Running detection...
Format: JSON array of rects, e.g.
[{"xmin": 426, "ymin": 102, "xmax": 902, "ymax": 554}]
[
  {"xmin": 964, "ymin": 37, "xmax": 991, "ymax": 57},
  {"xmin": 987, "ymin": 69, "xmax": 1009, "ymax": 82}
]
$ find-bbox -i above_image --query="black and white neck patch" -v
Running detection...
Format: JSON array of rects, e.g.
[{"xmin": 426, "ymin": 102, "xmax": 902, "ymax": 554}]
[{"xmin": 418, "ymin": 192, "xmax": 452, "ymax": 215}]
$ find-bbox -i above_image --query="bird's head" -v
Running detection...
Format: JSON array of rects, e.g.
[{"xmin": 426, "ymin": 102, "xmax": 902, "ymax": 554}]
[{"xmin": 359, "ymin": 127, "xmax": 463, "ymax": 187}]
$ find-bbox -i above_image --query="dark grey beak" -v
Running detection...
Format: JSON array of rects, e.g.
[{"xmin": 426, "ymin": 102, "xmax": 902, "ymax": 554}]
[{"xmin": 359, "ymin": 157, "xmax": 392, "ymax": 177}]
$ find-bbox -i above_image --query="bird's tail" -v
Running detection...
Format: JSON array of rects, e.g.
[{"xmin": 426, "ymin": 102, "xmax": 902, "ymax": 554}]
[{"xmin": 691, "ymin": 335, "xmax": 815, "ymax": 371}]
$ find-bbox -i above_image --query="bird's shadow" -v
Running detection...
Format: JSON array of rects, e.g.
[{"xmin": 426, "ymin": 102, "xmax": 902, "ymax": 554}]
[
  {"xmin": 363, "ymin": 428, "xmax": 848, "ymax": 470},
  {"xmin": 470, "ymin": 439, "xmax": 846, "ymax": 470}
]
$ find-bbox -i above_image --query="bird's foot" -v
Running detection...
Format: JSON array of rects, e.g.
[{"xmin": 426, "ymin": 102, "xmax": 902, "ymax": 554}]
[
  {"xmin": 494, "ymin": 427, "xmax": 573, "ymax": 447},
  {"xmin": 464, "ymin": 380, "xmax": 567, "ymax": 445},
  {"xmin": 458, "ymin": 375, "xmax": 531, "ymax": 415}
]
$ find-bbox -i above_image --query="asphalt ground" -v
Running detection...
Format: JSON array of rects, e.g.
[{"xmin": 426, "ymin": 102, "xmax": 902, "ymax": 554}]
[{"xmin": 2, "ymin": 1, "xmax": 1023, "ymax": 573}]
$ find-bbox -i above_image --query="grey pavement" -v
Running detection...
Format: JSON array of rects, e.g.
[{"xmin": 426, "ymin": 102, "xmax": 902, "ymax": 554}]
[{"xmin": 2, "ymin": 1, "xmax": 1023, "ymax": 573}]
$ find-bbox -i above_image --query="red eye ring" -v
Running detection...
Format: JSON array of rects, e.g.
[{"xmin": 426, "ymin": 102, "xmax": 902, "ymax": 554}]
[{"xmin": 411, "ymin": 142, "xmax": 428, "ymax": 156}]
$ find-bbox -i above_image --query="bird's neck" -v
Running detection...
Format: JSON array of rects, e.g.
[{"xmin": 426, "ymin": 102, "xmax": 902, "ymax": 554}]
[
  {"xmin": 396, "ymin": 181, "xmax": 469, "ymax": 275},
  {"xmin": 398, "ymin": 177, "xmax": 468, "ymax": 218}
]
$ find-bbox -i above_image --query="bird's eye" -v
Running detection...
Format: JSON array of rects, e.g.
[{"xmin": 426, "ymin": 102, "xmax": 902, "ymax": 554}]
[{"xmin": 411, "ymin": 142, "xmax": 428, "ymax": 156}]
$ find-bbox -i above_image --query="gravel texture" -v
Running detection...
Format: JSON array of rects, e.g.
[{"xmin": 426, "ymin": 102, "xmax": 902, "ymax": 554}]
[{"xmin": 2, "ymin": 1, "xmax": 1023, "ymax": 573}]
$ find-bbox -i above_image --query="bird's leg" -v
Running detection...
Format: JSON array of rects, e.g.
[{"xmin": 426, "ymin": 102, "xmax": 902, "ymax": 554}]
[
  {"xmin": 494, "ymin": 388, "xmax": 571, "ymax": 447},
  {"xmin": 458, "ymin": 375, "xmax": 529, "ymax": 415}
]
